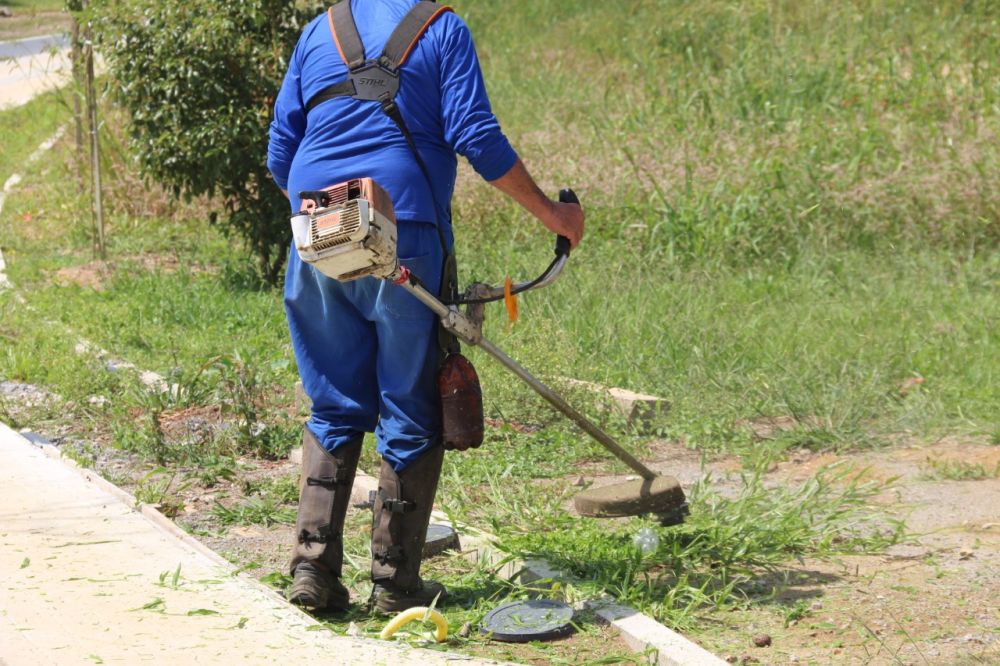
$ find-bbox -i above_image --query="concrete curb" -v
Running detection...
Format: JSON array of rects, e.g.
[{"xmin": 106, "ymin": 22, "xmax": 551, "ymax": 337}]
[{"xmin": 27, "ymin": 432, "xmax": 231, "ymax": 569}]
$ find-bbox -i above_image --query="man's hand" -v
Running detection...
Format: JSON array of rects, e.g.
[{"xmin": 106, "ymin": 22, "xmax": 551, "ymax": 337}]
[
  {"xmin": 489, "ymin": 159, "xmax": 585, "ymax": 249},
  {"xmin": 540, "ymin": 199, "xmax": 584, "ymax": 250}
]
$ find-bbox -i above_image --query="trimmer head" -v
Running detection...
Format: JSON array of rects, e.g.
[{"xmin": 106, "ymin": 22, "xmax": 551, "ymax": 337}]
[{"xmin": 573, "ymin": 475, "xmax": 687, "ymax": 521}]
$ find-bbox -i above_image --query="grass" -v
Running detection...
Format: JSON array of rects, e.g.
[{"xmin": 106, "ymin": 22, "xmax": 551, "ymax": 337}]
[
  {"xmin": 920, "ymin": 458, "xmax": 1000, "ymax": 481},
  {"xmin": 0, "ymin": 91, "xmax": 66, "ymax": 176},
  {"xmin": 1, "ymin": 0, "xmax": 999, "ymax": 658},
  {"xmin": 211, "ymin": 498, "xmax": 296, "ymax": 527},
  {"xmin": 495, "ymin": 463, "xmax": 904, "ymax": 629},
  {"xmin": 5, "ymin": 0, "xmax": 66, "ymax": 11}
]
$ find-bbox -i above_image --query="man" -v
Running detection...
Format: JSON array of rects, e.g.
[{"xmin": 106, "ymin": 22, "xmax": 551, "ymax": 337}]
[{"xmin": 267, "ymin": 0, "xmax": 583, "ymax": 614}]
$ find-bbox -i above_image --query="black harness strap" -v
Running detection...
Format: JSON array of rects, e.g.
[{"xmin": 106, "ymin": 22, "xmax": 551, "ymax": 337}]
[
  {"xmin": 307, "ymin": 1, "xmax": 451, "ymax": 111},
  {"xmin": 381, "ymin": 2, "xmax": 452, "ymax": 70},
  {"xmin": 329, "ymin": 0, "xmax": 366, "ymax": 70},
  {"xmin": 303, "ymin": 80, "xmax": 355, "ymax": 114}
]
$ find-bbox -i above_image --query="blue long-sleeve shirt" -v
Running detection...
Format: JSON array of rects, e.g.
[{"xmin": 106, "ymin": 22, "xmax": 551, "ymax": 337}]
[{"xmin": 268, "ymin": 0, "xmax": 518, "ymax": 226}]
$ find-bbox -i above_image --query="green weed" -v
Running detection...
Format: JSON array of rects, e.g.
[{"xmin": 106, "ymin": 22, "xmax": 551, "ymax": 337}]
[
  {"xmin": 211, "ymin": 498, "xmax": 296, "ymax": 527},
  {"xmin": 213, "ymin": 353, "xmax": 297, "ymax": 460},
  {"xmin": 133, "ymin": 467, "xmax": 189, "ymax": 517},
  {"xmin": 183, "ymin": 453, "xmax": 238, "ymax": 487},
  {"xmin": 499, "ymin": 464, "xmax": 905, "ymax": 629},
  {"xmin": 243, "ymin": 473, "xmax": 300, "ymax": 504},
  {"xmin": 920, "ymin": 458, "xmax": 1000, "ymax": 481}
]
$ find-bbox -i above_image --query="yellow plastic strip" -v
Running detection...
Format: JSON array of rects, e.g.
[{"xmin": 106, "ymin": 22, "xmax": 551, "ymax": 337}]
[{"xmin": 379, "ymin": 606, "xmax": 448, "ymax": 642}]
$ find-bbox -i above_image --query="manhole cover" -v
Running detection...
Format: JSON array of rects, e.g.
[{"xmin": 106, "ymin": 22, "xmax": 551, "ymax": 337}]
[
  {"xmin": 423, "ymin": 523, "xmax": 460, "ymax": 557},
  {"xmin": 480, "ymin": 599, "xmax": 575, "ymax": 642}
]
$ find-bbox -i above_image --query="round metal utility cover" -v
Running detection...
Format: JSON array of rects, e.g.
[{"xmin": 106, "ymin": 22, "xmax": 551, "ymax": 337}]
[
  {"xmin": 422, "ymin": 523, "xmax": 460, "ymax": 558},
  {"xmin": 480, "ymin": 600, "xmax": 575, "ymax": 642}
]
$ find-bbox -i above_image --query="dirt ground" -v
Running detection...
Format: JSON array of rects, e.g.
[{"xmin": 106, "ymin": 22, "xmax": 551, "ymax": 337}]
[{"xmin": 615, "ymin": 438, "xmax": 1000, "ymax": 665}]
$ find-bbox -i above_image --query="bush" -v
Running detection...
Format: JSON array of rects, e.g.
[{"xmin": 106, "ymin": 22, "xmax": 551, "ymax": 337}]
[{"xmin": 91, "ymin": 0, "xmax": 323, "ymax": 283}]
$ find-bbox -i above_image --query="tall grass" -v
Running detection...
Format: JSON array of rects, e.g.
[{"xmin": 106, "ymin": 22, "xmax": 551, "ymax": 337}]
[{"xmin": 457, "ymin": 0, "xmax": 999, "ymax": 259}]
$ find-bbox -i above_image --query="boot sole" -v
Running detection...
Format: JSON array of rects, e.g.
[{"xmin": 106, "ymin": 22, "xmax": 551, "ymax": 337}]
[{"xmin": 288, "ymin": 578, "xmax": 351, "ymax": 612}]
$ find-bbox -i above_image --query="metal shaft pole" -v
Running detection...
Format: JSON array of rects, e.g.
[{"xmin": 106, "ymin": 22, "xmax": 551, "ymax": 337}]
[
  {"xmin": 475, "ymin": 338, "xmax": 657, "ymax": 481},
  {"xmin": 397, "ymin": 275, "xmax": 657, "ymax": 481}
]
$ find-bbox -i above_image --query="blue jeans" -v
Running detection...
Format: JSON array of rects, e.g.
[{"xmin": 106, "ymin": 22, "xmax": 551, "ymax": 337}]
[{"xmin": 284, "ymin": 221, "xmax": 448, "ymax": 472}]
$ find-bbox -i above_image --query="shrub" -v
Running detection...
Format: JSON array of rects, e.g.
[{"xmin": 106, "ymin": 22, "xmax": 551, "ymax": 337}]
[{"xmin": 91, "ymin": 0, "xmax": 323, "ymax": 283}]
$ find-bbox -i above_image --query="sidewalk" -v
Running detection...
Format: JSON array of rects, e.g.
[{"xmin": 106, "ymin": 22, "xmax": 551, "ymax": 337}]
[
  {"xmin": 0, "ymin": 34, "xmax": 73, "ymax": 109},
  {"xmin": 0, "ymin": 422, "xmax": 494, "ymax": 665}
]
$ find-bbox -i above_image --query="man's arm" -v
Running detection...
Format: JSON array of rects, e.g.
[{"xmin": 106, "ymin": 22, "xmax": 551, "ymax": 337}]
[
  {"xmin": 489, "ymin": 159, "xmax": 584, "ymax": 249},
  {"xmin": 434, "ymin": 15, "xmax": 584, "ymax": 249},
  {"xmin": 267, "ymin": 34, "xmax": 307, "ymax": 198}
]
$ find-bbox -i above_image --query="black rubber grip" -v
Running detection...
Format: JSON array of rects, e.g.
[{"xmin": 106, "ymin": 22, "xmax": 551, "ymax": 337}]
[{"xmin": 555, "ymin": 188, "xmax": 579, "ymax": 256}]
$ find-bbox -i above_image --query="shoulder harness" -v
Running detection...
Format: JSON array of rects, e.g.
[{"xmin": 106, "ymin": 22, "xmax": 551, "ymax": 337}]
[
  {"xmin": 305, "ymin": 1, "xmax": 452, "ymax": 121},
  {"xmin": 304, "ymin": 0, "xmax": 453, "ymax": 237}
]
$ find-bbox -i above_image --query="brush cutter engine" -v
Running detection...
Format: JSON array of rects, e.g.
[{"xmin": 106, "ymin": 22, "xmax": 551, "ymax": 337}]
[{"xmin": 291, "ymin": 178, "xmax": 398, "ymax": 282}]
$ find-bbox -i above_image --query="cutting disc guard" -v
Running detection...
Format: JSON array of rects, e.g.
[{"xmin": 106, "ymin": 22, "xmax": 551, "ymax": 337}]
[{"xmin": 573, "ymin": 475, "xmax": 686, "ymax": 518}]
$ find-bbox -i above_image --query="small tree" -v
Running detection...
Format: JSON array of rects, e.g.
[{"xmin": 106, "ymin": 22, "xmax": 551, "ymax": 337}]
[{"xmin": 92, "ymin": 0, "xmax": 322, "ymax": 283}]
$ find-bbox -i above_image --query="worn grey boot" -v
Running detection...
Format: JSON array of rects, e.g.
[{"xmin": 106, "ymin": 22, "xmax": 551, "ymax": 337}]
[
  {"xmin": 287, "ymin": 429, "xmax": 362, "ymax": 612},
  {"xmin": 370, "ymin": 444, "xmax": 446, "ymax": 613}
]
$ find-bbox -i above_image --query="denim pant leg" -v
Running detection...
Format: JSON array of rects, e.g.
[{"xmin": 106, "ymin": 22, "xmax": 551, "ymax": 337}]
[
  {"xmin": 284, "ymin": 246, "xmax": 380, "ymax": 453},
  {"xmin": 373, "ymin": 222, "xmax": 446, "ymax": 472}
]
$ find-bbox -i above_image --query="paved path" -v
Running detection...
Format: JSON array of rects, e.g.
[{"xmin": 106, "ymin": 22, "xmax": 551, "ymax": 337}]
[
  {"xmin": 0, "ymin": 423, "xmax": 494, "ymax": 665},
  {"xmin": 0, "ymin": 34, "xmax": 73, "ymax": 109}
]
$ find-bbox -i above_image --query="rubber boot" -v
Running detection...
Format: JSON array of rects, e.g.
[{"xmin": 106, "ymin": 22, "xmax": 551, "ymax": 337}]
[
  {"xmin": 370, "ymin": 444, "xmax": 446, "ymax": 613},
  {"xmin": 287, "ymin": 429, "xmax": 362, "ymax": 612}
]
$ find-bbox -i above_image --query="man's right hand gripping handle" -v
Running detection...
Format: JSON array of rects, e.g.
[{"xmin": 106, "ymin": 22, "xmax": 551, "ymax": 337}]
[{"xmin": 555, "ymin": 188, "xmax": 580, "ymax": 256}]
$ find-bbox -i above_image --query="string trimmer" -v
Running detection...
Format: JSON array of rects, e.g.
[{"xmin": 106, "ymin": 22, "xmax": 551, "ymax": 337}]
[{"xmin": 291, "ymin": 179, "xmax": 687, "ymax": 524}]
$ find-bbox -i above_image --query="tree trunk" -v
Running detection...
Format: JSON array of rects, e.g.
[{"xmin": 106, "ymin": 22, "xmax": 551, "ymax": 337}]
[
  {"xmin": 83, "ymin": 3, "xmax": 106, "ymax": 259},
  {"xmin": 71, "ymin": 13, "xmax": 84, "ymax": 193}
]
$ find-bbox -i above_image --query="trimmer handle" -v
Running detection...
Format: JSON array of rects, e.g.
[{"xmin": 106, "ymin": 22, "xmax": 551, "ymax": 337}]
[{"xmin": 554, "ymin": 188, "xmax": 579, "ymax": 257}]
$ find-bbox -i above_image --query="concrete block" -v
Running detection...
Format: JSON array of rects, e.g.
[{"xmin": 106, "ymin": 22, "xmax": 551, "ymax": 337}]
[
  {"xmin": 588, "ymin": 598, "xmax": 728, "ymax": 665},
  {"xmin": 560, "ymin": 378, "xmax": 669, "ymax": 427},
  {"xmin": 607, "ymin": 386, "xmax": 669, "ymax": 425}
]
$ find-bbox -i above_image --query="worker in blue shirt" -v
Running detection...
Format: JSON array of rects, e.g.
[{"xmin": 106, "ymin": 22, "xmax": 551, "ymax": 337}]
[{"xmin": 268, "ymin": 0, "xmax": 583, "ymax": 614}]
